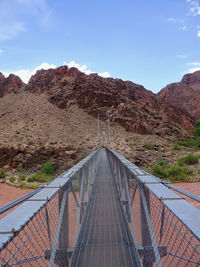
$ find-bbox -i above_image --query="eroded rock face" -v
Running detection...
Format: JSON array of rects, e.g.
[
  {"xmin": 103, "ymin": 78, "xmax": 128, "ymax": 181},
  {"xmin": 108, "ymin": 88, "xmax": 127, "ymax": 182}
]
[
  {"xmin": 0, "ymin": 74, "xmax": 24, "ymax": 98},
  {"xmin": 158, "ymin": 71, "xmax": 200, "ymax": 120},
  {"xmin": 25, "ymin": 65, "xmax": 195, "ymax": 136}
]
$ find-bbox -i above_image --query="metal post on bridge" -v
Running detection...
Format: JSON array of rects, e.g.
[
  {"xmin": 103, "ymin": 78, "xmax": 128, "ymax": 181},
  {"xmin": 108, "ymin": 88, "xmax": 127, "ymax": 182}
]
[
  {"xmin": 140, "ymin": 185, "xmax": 154, "ymax": 266},
  {"xmin": 58, "ymin": 187, "xmax": 69, "ymax": 267}
]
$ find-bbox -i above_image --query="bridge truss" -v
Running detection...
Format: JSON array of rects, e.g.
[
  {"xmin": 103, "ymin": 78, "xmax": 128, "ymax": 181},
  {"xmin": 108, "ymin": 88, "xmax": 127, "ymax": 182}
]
[{"xmin": 0, "ymin": 147, "xmax": 199, "ymax": 266}]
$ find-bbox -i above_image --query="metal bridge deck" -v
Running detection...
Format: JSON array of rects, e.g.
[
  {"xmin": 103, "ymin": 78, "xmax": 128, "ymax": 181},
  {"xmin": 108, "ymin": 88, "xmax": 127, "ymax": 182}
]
[{"xmin": 71, "ymin": 151, "xmax": 137, "ymax": 267}]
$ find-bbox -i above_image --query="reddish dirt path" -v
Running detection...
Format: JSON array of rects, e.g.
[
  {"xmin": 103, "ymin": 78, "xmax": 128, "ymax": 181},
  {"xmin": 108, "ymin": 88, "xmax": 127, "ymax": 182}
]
[
  {"xmin": 172, "ymin": 182, "xmax": 200, "ymax": 209},
  {"xmin": 0, "ymin": 183, "xmax": 33, "ymax": 219}
]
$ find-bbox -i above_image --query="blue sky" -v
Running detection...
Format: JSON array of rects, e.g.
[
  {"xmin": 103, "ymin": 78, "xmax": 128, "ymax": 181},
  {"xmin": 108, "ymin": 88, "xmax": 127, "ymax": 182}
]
[{"xmin": 0, "ymin": 0, "xmax": 200, "ymax": 93}]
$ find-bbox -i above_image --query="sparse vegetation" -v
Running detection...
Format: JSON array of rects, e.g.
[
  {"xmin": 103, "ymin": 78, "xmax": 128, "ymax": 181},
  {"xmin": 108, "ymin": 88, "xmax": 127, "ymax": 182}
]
[
  {"xmin": 79, "ymin": 151, "xmax": 89, "ymax": 159},
  {"xmin": 193, "ymin": 119, "xmax": 200, "ymax": 137},
  {"xmin": 18, "ymin": 173, "xmax": 26, "ymax": 181},
  {"xmin": 177, "ymin": 120, "xmax": 200, "ymax": 149},
  {"xmin": 9, "ymin": 176, "xmax": 16, "ymax": 183},
  {"xmin": 27, "ymin": 139, "xmax": 33, "ymax": 145},
  {"xmin": 150, "ymin": 156, "xmax": 195, "ymax": 182},
  {"xmin": 42, "ymin": 162, "xmax": 56, "ymax": 174},
  {"xmin": 177, "ymin": 154, "xmax": 200, "ymax": 166},
  {"xmin": 27, "ymin": 172, "xmax": 54, "ymax": 183},
  {"xmin": 16, "ymin": 166, "xmax": 24, "ymax": 172},
  {"xmin": 143, "ymin": 142, "xmax": 153, "ymax": 150},
  {"xmin": 0, "ymin": 169, "xmax": 6, "ymax": 178}
]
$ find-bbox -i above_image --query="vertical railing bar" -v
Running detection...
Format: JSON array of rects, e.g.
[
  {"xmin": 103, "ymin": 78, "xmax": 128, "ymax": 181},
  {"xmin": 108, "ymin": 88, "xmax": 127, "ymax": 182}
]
[
  {"xmin": 131, "ymin": 184, "xmax": 138, "ymax": 206},
  {"xmin": 49, "ymin": 189, "xmax": 68, "ymax": 267},
  {"xmin": 45, "ymin": 205, "xmax": 52, "ymax": 249},
  {"xmin": 70, "ymin": 181, "xmax": 80, "ymax": 208},
  {"xmin": 139, "ymin": 185, "xmax": 163, "ymax": 267},
  {"xmin": 159, "ymin": 205, "xmax": 165, "ymax": 244},
  {"xmin": 123, "ymin": 166, "xmax": 140, "ymax": 246},
  {"xmin": 74, "ymin": 170, "xmax": 84, "ymax": 245}
]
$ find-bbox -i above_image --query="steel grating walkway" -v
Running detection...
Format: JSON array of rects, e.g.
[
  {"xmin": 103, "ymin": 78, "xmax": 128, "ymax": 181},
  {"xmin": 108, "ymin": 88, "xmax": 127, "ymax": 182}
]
[{"xmin": 71, "ymin": 150, "xmax": 138, "ymax": 267}]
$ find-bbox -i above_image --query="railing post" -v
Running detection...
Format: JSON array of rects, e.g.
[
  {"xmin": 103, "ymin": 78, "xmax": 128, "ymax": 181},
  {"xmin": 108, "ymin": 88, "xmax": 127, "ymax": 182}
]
[
  {"xmin": 140, "ymin": 184, "xmax": 153, "ymax": 266},
  {"xmin": 58, "ymin": 187, "xmax": 69, "ymax": 266}
]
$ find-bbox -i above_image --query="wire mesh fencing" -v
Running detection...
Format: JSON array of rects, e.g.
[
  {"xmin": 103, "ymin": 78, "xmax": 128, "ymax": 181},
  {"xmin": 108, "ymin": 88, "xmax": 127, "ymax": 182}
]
[
  {"xmin": 106, "ymin": 148, "xmax": 200, "ymax": 267},
  {"xmin": 0, "ymin": 149, "xmax": 100, "ymax": 267}
]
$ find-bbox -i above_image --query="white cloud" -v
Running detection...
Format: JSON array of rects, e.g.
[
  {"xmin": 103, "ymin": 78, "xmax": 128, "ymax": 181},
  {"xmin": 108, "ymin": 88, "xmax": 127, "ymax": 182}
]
[
  {"xmin": 176, "ymin": 54, "xmax": 187, "ymax": 58},
  {"xmin": 189, "ymin": 67, "xmax": 200, "ymax": 72},
  {"xmin": 187, "ymin": 0, "xmax": 200, "ymax": 16},
  {"xmin": 0, "ymin": 49, "xmax": 2, "ymax": 54},
  {"xmin": 63, "ymin": 61, "xmax": 111, "ymax": 78},
  {"xmin": 198, "ymin": 30, "xmax": 200, "ymax": 37},
  {"xmin": 3, "ymin": 61, "xmax": 110, "ymax": 83},
  {"xmin": 188, "ymin": 62, "xmax": 200, "ymax": 73},
  {"xmin": 167, "ymin": 17, "xmax": 176, "ymax": 22},
  {"xmin": 98, "ymin": 72, "xmax": 110, "ymax": 78},
  {"xmin": 3, "ymin": 62, "xmax": 56, "ymax": 83},
  {"xmin": 179, "ymin": 25, "xmax": 187, "ymax": 30},
  {"xmin": 0, "ymin": 0, "xmax": 51, "ymax": 42}
]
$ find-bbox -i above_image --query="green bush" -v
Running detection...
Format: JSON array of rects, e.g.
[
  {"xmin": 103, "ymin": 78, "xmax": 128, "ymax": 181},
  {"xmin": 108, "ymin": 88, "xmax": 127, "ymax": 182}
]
[
  {"xmin": 79, "ymin": 151, "xmax": 89, "ymax": 159},
  {"xmin": 151, "ymin": 164, "xmax": 165, "ymax": 178},
  {"xmin": 16, "ymin": 166, "xmax": 24, "ymax": 172},
  {"xmin": 27, "ymin": 139, "xmax": 33, "ymax": 145},
  {"xmin": 9, "ymin": 176, "xmax": 16, "ymax": 183},
  {"xmin": 193, "ymin": 119, "xmax": 200, "ymax": 137},
  {"xmin": 177, "ymin": 139, "xmax": 200, "ymax": 149},
  {"xmin": 143, "ymin": 142, "xmax": 153, "ymax": 150},
  {"xmin": 27, "ymin": 172, "xmax": 54, "ymax": 183},
  {"xmin": 19, "ymin": 181, "xmax": 39, "ymax": 189},
  {"xmin": 19, "ymin": 173, "xmax": 26, "ymax": 181},
  {"xmin": 173, "ymin": 142, "xmax": 180, "ymax": 150},
  {"xmin": 178, "ymin": 154, "xmax": 199, "ymax": 166},
  {"xmin": 0, "ymin": 169, "xmax": 6, "ymax": 178},
  {"xmin": 150, "ymin": 160, "xmax": 193, "ymax": 182},
  {"xmin": 42, "ymin": 162, "xmax": 56, "ymax": 174}
]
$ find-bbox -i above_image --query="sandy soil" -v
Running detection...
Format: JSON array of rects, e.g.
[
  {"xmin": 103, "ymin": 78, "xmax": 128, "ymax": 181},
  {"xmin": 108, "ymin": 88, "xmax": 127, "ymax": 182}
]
[{"xmin": 0, "ymin": 183, "xmax": 33, "ymax": 219}]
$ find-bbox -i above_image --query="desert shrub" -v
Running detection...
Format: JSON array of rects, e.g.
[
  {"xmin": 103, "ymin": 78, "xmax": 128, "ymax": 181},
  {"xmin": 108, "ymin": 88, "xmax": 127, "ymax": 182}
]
[
  {"xmin": 20, "ymin": 182, "xmax": 39, "ymax": 189},
  {"xmin": 150, "ymin": 160, "xmax": 193, "ymax": 182},
  {"xmin": 0, "ymin": 169, "xmax": 6, "ymax": 178},
  {"xmin": 173, "ymin": 142, "xmax": 180, "ymax": 150},
  {"xmin": 9, "ymin": 176, "xmax": 16, "ymax": 183},
  {"xmin": 19, "ymin": 173, "xmax": 26, "ymax": 181},
  {"xmin": 143, "ymin": 142, "xmax": 153, "ymax": 150},
  {"xmin": 193, "ymin": 120, "xmax": 200, "ymax": 137},
  {"xmin": 177, "ymin": 139, "xmax": 200, "ymax": 149},
  {"xmin": 42, "ymin": 162, "xmax": 56, "ymax": 174},
  {"xmin": 167, "ymin": 163, "xmax": 192, "ymax": 177},
  {"xmin": 178, "ymin": 154, "xmax": 199, "ymax": 166},
  {"xmin": 79, "ymin": 151, "xmax": 89, "ymax": 159},
  {"xmin": 27, "ymin": 139, "xmax": 33, "ymax": 145},
  {"xmin": 27, "ymin": 172, "xmax": 54, "ymax": 183},
  {"xmin": 151, "ymin": 163, "xmax": 167, "ymax": 178},
  {"xmin": 16, "ymin": 166, "xmax": 24, "ymax": 172}
]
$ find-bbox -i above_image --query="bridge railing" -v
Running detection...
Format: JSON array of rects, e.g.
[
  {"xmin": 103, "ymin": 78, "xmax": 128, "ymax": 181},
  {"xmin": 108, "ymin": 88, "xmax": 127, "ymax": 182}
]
[
  {"xmin": 0, "ymin": 149, "xmax": 101, "ymax": 267},
  {"xmin": 106, "ymin": 148, "xmax": 200, "ymax": 267}
]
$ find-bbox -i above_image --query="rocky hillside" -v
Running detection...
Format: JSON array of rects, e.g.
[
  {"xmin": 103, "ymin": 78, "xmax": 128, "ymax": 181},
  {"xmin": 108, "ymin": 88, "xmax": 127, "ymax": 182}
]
[
  {"xmin": 25, "ymin": 66, "xmax": 194, "ymax": 136},
  {"xmin": 0, "ymin": 65, "xmax": 199, "ymax": 175},
  {"xmin": 0, "ymin": 72, "xmax": 24, "ymax": 98},
  {"xmin": 158, "ymin": 71, "xmax": 200, "ymax": 120}
]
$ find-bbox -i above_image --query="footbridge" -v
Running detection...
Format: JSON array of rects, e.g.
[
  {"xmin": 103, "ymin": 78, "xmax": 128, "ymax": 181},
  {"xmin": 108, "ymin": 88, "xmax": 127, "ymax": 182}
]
[{"xmin": 0, "ymin": 147, "xmax": 200, "ymax": 266}]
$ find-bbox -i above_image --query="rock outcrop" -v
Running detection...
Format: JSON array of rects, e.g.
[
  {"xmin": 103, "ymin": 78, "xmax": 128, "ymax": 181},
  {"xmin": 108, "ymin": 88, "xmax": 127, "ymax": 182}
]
[
  {"xmin": 0, "ymin": 73, "xmax": 24, "ymax": 97},
  {"xmin": 25, "ymin": 65, "xmax": 195, "ymax": 136},
  {"xmin": 158, "ymin": 71, "xmax": 200, "ymax": 120}
]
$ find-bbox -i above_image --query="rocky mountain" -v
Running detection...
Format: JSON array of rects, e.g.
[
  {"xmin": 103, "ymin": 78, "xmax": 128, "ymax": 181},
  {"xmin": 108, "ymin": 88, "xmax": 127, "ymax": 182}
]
[
  {"xmin": 0, "ymin": 72, "xmax": 24, "ymax": 98},
  {"xmin": 0, "ymin": 65, "xmax": 199, "ymax": 171},
  {"xmin": 25, "ymin": 65, "xmax": 194, "ymax": 136},
  {"xmin": 158, "ymin": 71, "xmax": 200, "ymax": 120}
]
